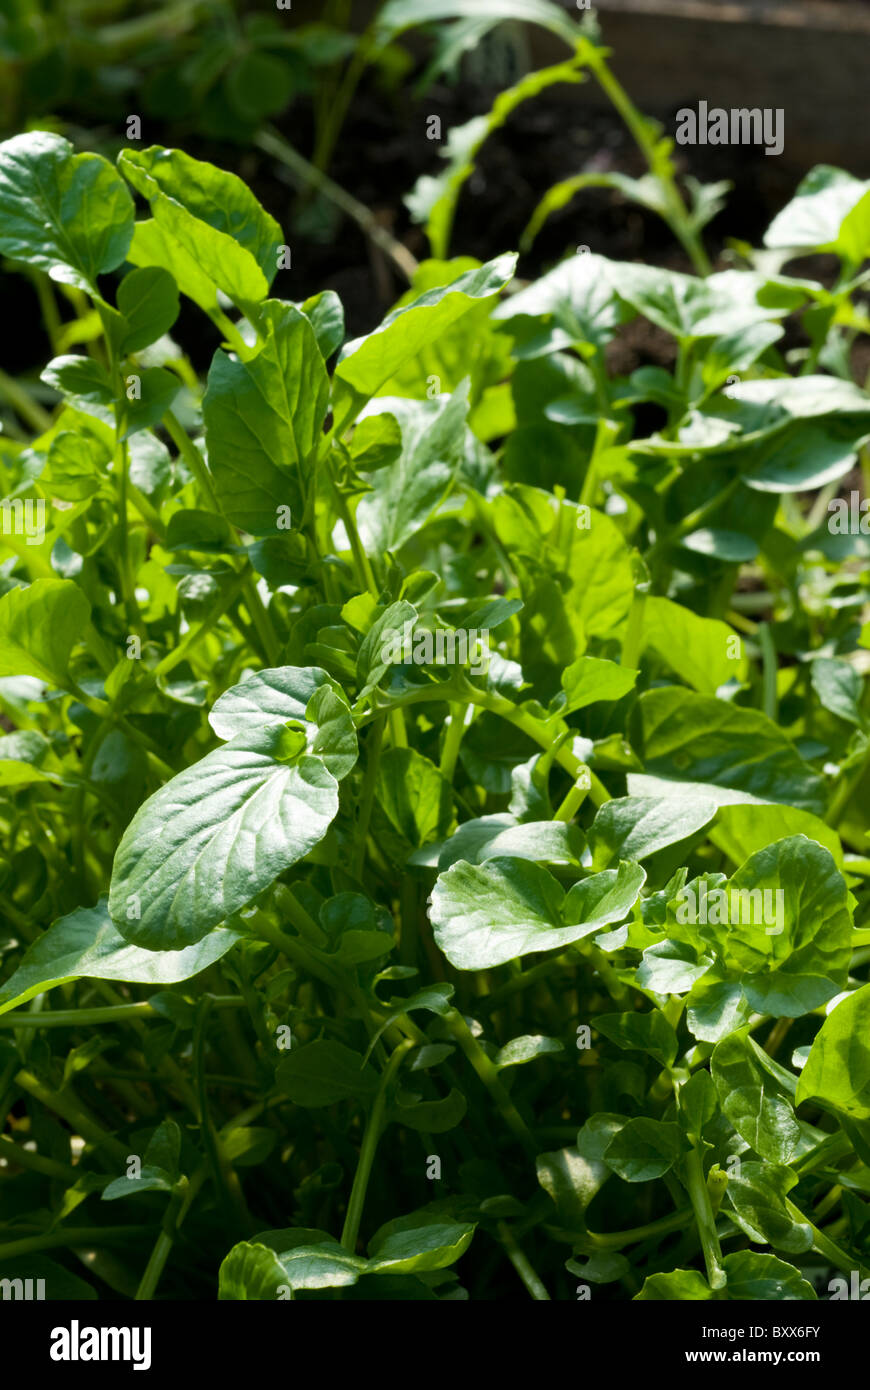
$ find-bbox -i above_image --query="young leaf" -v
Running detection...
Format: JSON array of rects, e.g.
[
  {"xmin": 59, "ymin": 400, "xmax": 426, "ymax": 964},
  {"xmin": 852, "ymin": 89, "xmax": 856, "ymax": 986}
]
[{"xmin": 116, "ymin": 266, "xmax": 180, "ymax": 354}]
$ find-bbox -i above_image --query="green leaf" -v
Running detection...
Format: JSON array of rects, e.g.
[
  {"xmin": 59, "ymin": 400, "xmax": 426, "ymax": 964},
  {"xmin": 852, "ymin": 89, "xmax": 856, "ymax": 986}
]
[
  {"xmin": 42, "ymin": 354, "xmax": 179, "ymax": 437},
  {"xmin": 606, "ymin": 262, "xmax": 794, "ymax": 342},
  {"xmin": 108, "ymin": 723, "xmax": 349, "ymax": 949},
  {"xmin": 203, "ymin": 301, "xmax": 329, "ymax": 533},
  {"xmin": 726, "ymin": 1162, "xmax": 813, "ymax": 1254},
  {"xmin": 438, "ymin": 814, "xmax": 582, "ymax": 870},
  {"xmin": 559, "ymin": 656, "xmax": 638, "ymax": 714},
  {"xmin": 764, "ymin": 165, "xmax": 870, "ymax": 262},
  {"xmin": 102, "ymin": 1117, "xmax": 181, "ymax": 1202},
  {"xmin": 718, "ymin": 837, "xmax": 852, "ymax": 1018},
  {"xmin": 209, "ymin": 667, "xmax": 357, "ymax": 779},
  {"xmin": 589, "ymin": 795, "xmax": 716, "ymax": 870},
  {"xmin": 392, "ymin": 1087, "xmax": 467, "ymax": 1132},
  {"xmin": 635, "ymin": 1269, "xmax": 712, "ymax": 1300},
  {"xmin": 430, "ymin": 857, "xmax": 644, "ymax": 969},
  {"xmin": 710, "ymin": 802, "xmax": 844, "ymax": 871},
  {"xmin": 711, "ymin": 1031, "xmax": 802, "ymax": 1164},
  {"xmin": 367, "ymin": 1211, "xmax": 475, "ymax": 1273},
  {"xmin": 376, "ymin": 0, "xmax": 582, "ymax": 48},
  {"xmin": 0, "ymin": 131, "xmax": 134, "ymax": 293},
  {"xmin": 218, "ymin": 1242, "xmax": 292, "ymax": 1300},
  {"xmin": 374, "ymin": 747, "xmax": 452, "ymax": 862},
  {"xmin": 632, "ymin": 688, "xmax": 826, "ymax": 814},
  {"xmin": 796, "ymin": 984, "xmax": 870, "ymax": 1120},
  {"xmin": 226, "ymin": 50, "xmax": 293, "ymax": 122},
  {"xmin": 118, "ymin": 146, "xmax": 283, "ymax": 305},
  {"xmin": 810, "ymin": 657, "xmax": 864, "ymax": 727},
  {"xmin": 276, "ymin": 1040, "xmax": 379, "ymax": 1107},
  {"xmin": 722, "ymin": 1251, "xmax": 816, "ymax": 1301},
  {"xmin": 127, "ymin": 217, "xmax": 220, "ymax": 315},
  {"xmin": 0, "ymin": 1256, "xmax": 98, "ymax": 1301},
  {"xmin": 536, "ymin": 1146, "xmax": 604, "ymax": 1229},
  {"xmin": 678, "ymin": 1070, "xmax": 718, "ymax": 1137},
  {"xmin": 0, "ymin": 578, "xmax": 89, "ymax": 688},
  {"xmin": 348, "ymin": 412, "xmax": 402, "ymax": 471},
  {"xmin": 603, "ymin": 1118, "xmax": 685, "ymax": 1182},
  {"xmin": 116, "ymin": 266, "xmax": 180, "ymax": 354},
  {"xmin": 642, "ymin": 597, "xmax": 748, "ymax": 695},
  {"xmin": 220, "ymin": 1231, "xmax": 367, "ymax": 1296},
  {"xmin": 494, "ymin": 1034, "xmax": 564, "ymax": 1068},
  {"xmin": 356, "ymin": 385, "xmax": 470, "ymax": 554},
  {"xmin": 594, "ymin": 1010, "xmax": 678, "ymax": 1068},
  {"xmin": 0, "ymin": 899, "xmax": 240, "ymax": 1017},
  {"xmin": 335, "ymin": 254, "xmax": 516, "ymax": 414},
  {"xmin": 492, "ymin": 250, "xmax": 629, "ymax": 352}
]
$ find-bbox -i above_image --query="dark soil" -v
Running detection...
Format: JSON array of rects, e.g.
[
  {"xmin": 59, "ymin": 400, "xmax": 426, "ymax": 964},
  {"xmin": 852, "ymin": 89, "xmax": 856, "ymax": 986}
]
[{"xmin": 0, "ymin": 57, "xmax": 855, "ymax": 380}]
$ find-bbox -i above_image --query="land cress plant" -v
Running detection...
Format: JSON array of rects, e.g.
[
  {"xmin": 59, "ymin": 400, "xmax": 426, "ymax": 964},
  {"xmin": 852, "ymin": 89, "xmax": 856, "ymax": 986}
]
[{"xmin": 0, "ymin": 125, "xmax": 869, "ymax": 1306}]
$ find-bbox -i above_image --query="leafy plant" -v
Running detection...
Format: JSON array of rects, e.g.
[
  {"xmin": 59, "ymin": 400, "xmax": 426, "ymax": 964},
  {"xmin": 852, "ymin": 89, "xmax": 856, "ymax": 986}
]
[{"xmin": 0, "ymin": 119, "xmax": 869, "ymax": 1304}]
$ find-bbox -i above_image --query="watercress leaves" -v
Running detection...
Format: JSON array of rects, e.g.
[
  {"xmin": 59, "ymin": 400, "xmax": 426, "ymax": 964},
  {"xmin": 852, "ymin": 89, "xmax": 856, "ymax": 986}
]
[
  {"xmin": 118, "ymin": 145, "xmax": 283, "ymax": 305},
  {"xmin": 632, "ymin": 688, "xmax": 826, "ymax": 813},
  {"xmin": 796, "ymin": 984, "xmax": 870, "ymax": 1120},
  {"xmin": 0, "ymin": 131, "xmax": 134, "ymax": 293},
  {"xmin": 334, "ymin": 253, "xmax": 516, "ymax": 417},
  {"xmin": 109, "ymin": 695, "xmax": 358, "ymax": 948},
  {"xmin": 0, "ymin": 578, "xmax": 90, "ymax": 689},
  {"xmin": 203, "ymin": 300, "xmax": 329, "ymax": 533},
  {"xmin": 0, "ymin": 899, "xmax": 240, "ymax": 1016},
  {"xmin": 430, "ymin": 857, "xmax": 644, "ymax": 969}
]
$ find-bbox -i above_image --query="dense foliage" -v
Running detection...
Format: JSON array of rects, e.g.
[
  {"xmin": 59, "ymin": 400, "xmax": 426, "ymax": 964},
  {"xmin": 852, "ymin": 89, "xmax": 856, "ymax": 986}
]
[{"xmin": 0, "ymin": 93, "xmax": 869, "ymax": 1301}]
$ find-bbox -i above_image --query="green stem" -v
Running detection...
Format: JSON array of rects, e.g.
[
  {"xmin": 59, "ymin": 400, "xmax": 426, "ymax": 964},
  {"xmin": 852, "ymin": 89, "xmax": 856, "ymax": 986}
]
[
  {"xmin": 13, "ymin": 1069, "xmax": 128, "ymax": 1163},
  {"xmin": 135, "ymin": 1170, "xmax": 205, "ymax": 1300},
  {"xmin": 341, "ymin": 1038, "xmax": 414, "ymax": 1252},
  {"xmin": 587, "ymin": 51, "xmax": 711, "ymax": 275},
  {"xmin": 352, "ymin": 715, "xmax": 385, "ymax": 880},
  {"xmin": 0, "ymin": 1227, "xmax": 146, "ymax": 1262},
  {"xmin": 471, "ymin": 687, "xmax": 609, "ymax": 806},
  {"xmin": 439, "ymin": 703, "xmax": 469, "ymax": 782},
  {"xmin": 445, "ymin": 1009, "xmax": 535, "ymax": 1153},
  {"xmin": 496, "ymin": 1221, "xmax": 551, "ymax": 1299},
  {"xmin": 758, "ymin": 622, "xmax": 778, "ymax": 722},
  {"xmin": 0, "ymin": 1134, "xmax": 79, "ymax": 1182},
  {"xmin": 827, "ymin": 740, "xmax": 870, "ymax": 828},
  {"xmin": 0, "ymin": 366, "xmax": 53, "ymax": 432},
  {"xmin": 684, "ymin": 1143, "xmax": 726, "ymax": 1290},
  {"xmin": 553, "ymin": 770, "xmax": 592, "ymax": 822},
  {"xmin": 587, "ymin": 1206, "xmax": 692, "ymax": 1250},
  {"xmin": 0, "ymin": 999, "xmax": 244, "ymax": 1028}
]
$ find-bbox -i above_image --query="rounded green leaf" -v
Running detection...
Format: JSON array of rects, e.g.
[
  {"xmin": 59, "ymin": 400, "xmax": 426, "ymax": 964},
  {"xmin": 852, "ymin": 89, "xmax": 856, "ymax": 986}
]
[{"xmin": 0, "ymin": 131, "xmax": 134, "ymax": 292}]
